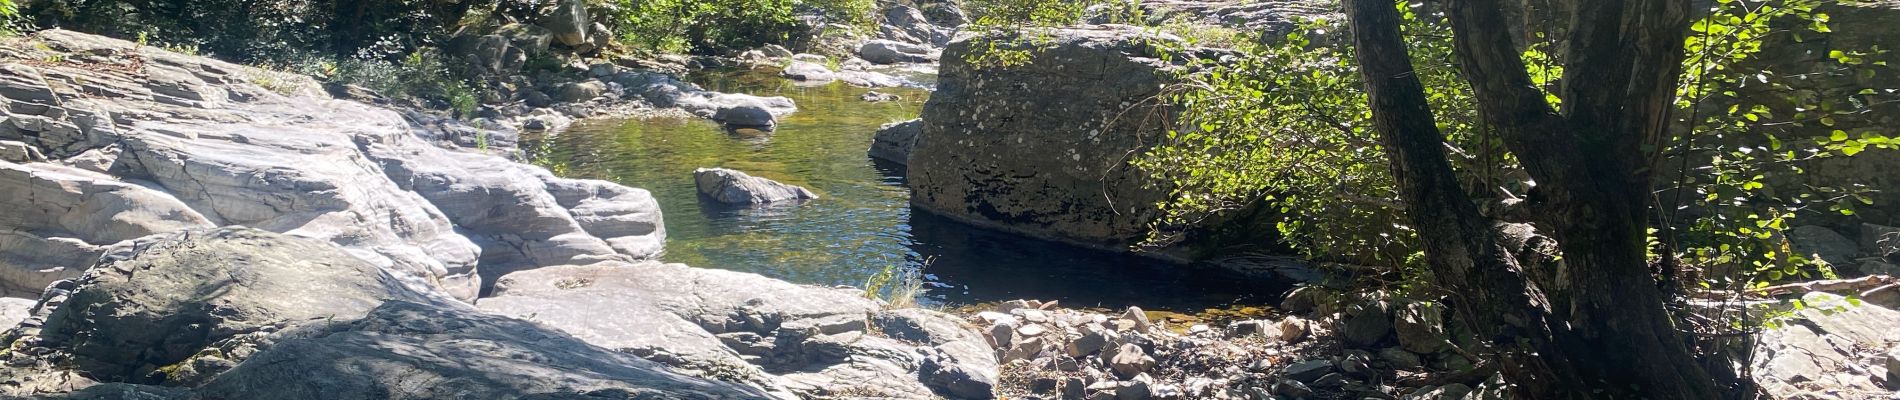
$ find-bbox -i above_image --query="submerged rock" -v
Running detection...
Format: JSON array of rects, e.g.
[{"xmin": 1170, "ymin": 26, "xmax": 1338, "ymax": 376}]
[{"xmin": 693, "ymin": 168, "xmax": 819, "ymax": 205}]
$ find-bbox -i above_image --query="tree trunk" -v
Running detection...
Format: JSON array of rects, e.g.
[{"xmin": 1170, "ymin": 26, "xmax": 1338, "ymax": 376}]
[{"xmin": 1344, "ymin": 0, "xmax": 1723, "ymax": 398}]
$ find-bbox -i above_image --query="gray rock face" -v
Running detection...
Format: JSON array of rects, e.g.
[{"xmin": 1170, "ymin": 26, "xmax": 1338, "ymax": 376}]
[
  {"xmin": 22, "ymin": 228, "xmax": 438, "ymax": 382},
  {"xmin": 479, "ymin": 263, "xmax": 998, "ymax": 399},
  {"xmin": 860, "ymin": 40, "xmax": 941, "ymax": 64},
  {"xmin": 1752, "ymin": 292, "xmax": 1900, "ymax": 399},
  {"xmin": 879, "ymin": 5, "xmax": 953, "ymax": 46},
  {"xmin": 199, "ymin": 301, "xmax": 772, "ymax": 400},
  {"xmin": 1790, "ymin": 225, "xmax": 1862, "ymax": 268},
  {"xmin": 908, "ymin": 26, "xmax": 1183, "ymax": 254},
  {"xmin": 0, "ymin": 162, "xmax": 213, "ymax": 296},
  {"xmin": 694, "ymin": 168, "xmax": 819, "ymax": 205},
  {"xmin": 782, "ymin": 61, "xmax": 837, "ymax": 82},
  {"xmin": 870, "ymin": 119, "xmax": 922, "ymax": 164},
  {"xmin": 541, "ymin": 0, "xmax": 591, "ymax": 47},
  {"xmin": 0, "ymin": 29, "xmax": 668, "ymax": 301}
]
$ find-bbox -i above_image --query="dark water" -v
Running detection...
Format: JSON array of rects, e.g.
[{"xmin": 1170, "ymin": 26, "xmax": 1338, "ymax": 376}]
[{"xmin": 530, "ymin": 69, "xmax": 1280, "ymax": 312}]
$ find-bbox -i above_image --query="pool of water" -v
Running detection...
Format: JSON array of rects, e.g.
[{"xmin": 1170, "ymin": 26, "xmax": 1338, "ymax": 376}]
[{"xmin": 529, "ymin": 68, "xmax": 1282, "ymax": 312}]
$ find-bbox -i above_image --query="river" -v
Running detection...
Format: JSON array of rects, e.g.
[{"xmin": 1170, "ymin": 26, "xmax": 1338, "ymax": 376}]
[{"xmin": 526, "ymin": 68, "xmax": 1283, "ymax": 314}]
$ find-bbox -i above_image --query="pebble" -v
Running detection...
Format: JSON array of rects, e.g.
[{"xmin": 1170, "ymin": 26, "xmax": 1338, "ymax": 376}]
[{"xmin": 1018, "ymin": 323, "xmax": 1048, "ymax": 337}]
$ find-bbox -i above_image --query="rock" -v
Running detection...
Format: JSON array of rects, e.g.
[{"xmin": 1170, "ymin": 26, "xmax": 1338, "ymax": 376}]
[
  {"xmin": 1278, "ymin": 317, "xmax": 1311, "ymax": 343},
  {"xmin": 1339, "ymin": 350, "xmax": 1373, "ymax": 378},
  {"xmin": 1108, "ymin": 343, "xmax": 1156, "ymax": 379},
  {"xmin": 552, "ymin": 80, "xmax": 605, "ymax": 102},
  {"xmin": 910, "ymin": 26, "xmax": 1266, "ymax": 256},
  {"xmin": 1312, "ymin": 372, "xmax": 1347, "ymax": 387},
  {"xmin": 1752, "ymin": 292, "xmax": 1900, "ymax": 399},
  {"xmin": 0, "ymin": 297, "xmax": 34, "ymax": 329},
  {"xmin": 1790, "ymin": 225, "xmax": 1861, "ymax": 267},
  {"xmin": 0, "ymin": 140, "xmax": 45, "ymax": 162},
  {"xmin": 860, "ymin": 39, "xmax": 940, "ymax": 64},
  {"xmin": 1282, "ymin": 359, "xmax": 1332, "ymax": 383},
  {"xmin": 479, "ymin": 263, "xmax": 998, "ymax": 399},
  {"xmin": 1062, "ymin": 377, "xmax": 1088, "ymax": 400},
  {"xmin": 1411, "ymin": 383, "xmax": 1472, "ymax": 400},
  {"xmin": 782, "ymin": 61, "xmax": 837, "ymax": 82},
  {"xmin": 1888, "ymin": 348, "xmax": 1899, "ymax": 389},
  {"xmin": 668, "ymin": 92, "xmax": 796, "ymax": 129},
  {"xmin": 1280, "ymin": 286, "xmax": 1321, "ymax": 314},
  {"xmin": 1394, "ymin": 301, "xmax": 1451, "ymax": 354},
  {"xmin": 1066, "ymin": 323, "xmax": 1114, "ymax": 357},
  {"xmin": 861, "ymin": 91, "xmax": 903, "ymax": 102},
  {"xmin": 5, "ymin": 228, "xmax": 439, "ymax": 385},
  {"xmin": 540, "ymin": 0, "xmax": 590, "ymax": 46},
  {"xmin": 1339, "ymin": 301, "xmax": 1392, "ymax": 348},
  {"xmin": 197, "ymin": 301, "xmax": 771, "ymax": 399},
  {"xmin": 1865, "ymin": 223, "xmax": 1900, "ymax": 260},
  {"xmin": 1124, "ymin": 306, "xmax": 1153, "ymax": 332},
  {"xmin": 760, "ymin": 44, "xmax": 794, "ymax": 58},
  {"xmin": 0, "ymin": 162, "xmax": 214, "ymax": 296},
  {"xmin": 1272, "ymin": 379, "xmax": 1313, "ymax": 397},
  {"xmin": 1380, "ymin": 347, "xmax": 1423, "ymax": 370},
  {"xmin": 871, "ymin": 119, "xmax": 923, "ymax": 164},
  {"xmin": 1032, "ymin": 377, "xmax": 1060, "ymax": 394},
  {"xmin": 922, "ymin": 1, "xmax": 970, "ymax": 26},
  {"xmin": 879, "ymin": 4, "xmax": 953, "ymax": 46},
  {"xmin": 1115, "ymin": 378, "xmax": 1151, "ymax": 400},
  {"xmin": 693, "ymin": 168, "xmax": 819, "ymax": 205},
  {"xmin": 495, "ymin": 23, "xmax": 554, "ymax": 56}
]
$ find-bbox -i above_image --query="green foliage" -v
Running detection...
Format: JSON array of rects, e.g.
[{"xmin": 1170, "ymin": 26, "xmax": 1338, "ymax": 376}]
[
  {"xmin": 298, "ymin": 47, "xmax": 480, "ymax": 117},
  {"xmin": 1666, "ymin": 0, "xmax": 1893, "ymax": 294},
  {"xmin": 1139, "ymin": 0, "xmax": 1894, "ymax": 302},
  {"xmin": 958, "ymin": 0, "xmax": 1112, "ymax": 68},
  {"xmin": 611, "ymin": 0, "xmax": 873, "ymax": 54},
  {"xmin": 23, "ymin": 0, "xmax": 474, "ymax": 64},
  {"xmin": 1136, "ymin": 8, "xmax": 1494, "ymax": 273}
]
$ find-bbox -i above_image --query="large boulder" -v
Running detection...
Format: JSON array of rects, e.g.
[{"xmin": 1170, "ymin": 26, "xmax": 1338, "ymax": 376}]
[
  {"xmin": 693, "ymin": 168, "xmax": 819, "ymax": 205},
  {"xmin": 879, "ymin": 4, "xmax": 953, "ymax": 46},
  {"xmin": 478, "ymin": 263, "xmax": 1000, "ymax": 399},
  {"xmin": 907, "ymin": 26, "xmax": 1185, "ymax": 254},
  {"xmin": 3, "ymin": 228, "xmax": 439, "ymax": 386},
  {"xmin": 0, "ymin": 30, "xmax": 669, "ymax": 300},
  {"xmin": 870, "ymin": 119, "xmax": 922, "ymax": 164},
  {"xmin": 860, "ymin": 40, "xmax": 941, "ymax": 64}
]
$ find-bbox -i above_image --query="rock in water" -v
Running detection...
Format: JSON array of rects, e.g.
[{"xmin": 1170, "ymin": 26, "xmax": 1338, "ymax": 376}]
[
  {"xmin": 694, "ymin": 168, "xmax": 819, "ymax": 205},
  {"xmin": 870, "ymin": 119, "xmax": 922, "ymax": 164},
  {"xmin": 782, "ymin": 61, "xmax": 837, "ymax": 82},
  {"xmin": 908, "ymin": 26, "xmax": 1271, "ymax": 257}
]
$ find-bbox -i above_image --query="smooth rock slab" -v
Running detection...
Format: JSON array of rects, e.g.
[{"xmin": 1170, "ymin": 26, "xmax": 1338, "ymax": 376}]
[
  {"xmin": 479, "ymin": 263, "xmax": 998, "ymax": 399},
  {"xmin": 694, "ymin": 168, "xmax": 818, "ymax": 205}
]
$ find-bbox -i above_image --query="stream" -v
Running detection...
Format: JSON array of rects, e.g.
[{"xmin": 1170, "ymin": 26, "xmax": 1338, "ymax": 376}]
[{"xmin": 528, "ymin": 68, "xmax": 1283, "ymax": 314}]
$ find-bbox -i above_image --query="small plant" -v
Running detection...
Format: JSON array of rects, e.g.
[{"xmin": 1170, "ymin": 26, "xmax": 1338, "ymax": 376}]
[{"xmin": 860, "ymin": 259, "xmax": 929, "ymax": 309}]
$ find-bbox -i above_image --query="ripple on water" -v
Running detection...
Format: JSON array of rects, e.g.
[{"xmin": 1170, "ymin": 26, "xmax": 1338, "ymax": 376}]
[{"xmin": 527, "ymin": 68, "xmax": 1286, "ymax": 313}]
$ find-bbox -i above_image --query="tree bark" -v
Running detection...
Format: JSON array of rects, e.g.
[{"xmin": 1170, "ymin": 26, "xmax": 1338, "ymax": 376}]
[{"xmin": 1344, "ymin": 0, "xmax": 1723, "ymax": 398}]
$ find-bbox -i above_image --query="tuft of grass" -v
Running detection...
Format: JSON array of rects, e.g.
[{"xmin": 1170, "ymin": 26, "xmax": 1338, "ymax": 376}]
[{"xmin": 861, "ymin": 258, "xmax": 930, "ymax": 309}]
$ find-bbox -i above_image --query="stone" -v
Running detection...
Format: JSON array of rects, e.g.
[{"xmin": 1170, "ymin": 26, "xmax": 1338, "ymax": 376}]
[
  {"xmin": 1280, "ymin": 286, "xmax": 1321, "ymax": 314},
  {"xmin": 1752, "ymin": 292, "xmax": 1900, "ymax": 399},
  {"xmin": 1312, "ymin": 372, "xmax": 1347, "ymax": 387},
  {"xmin": 1394, "ymin": 301, "xmax": 1451, "ymax": 354},
  {"xmin": 495, "ymin": 23, "xmax": 553, "ymax": 56},
  {"xmin": 909, "ymin": 26, "xmax": 1270, "ymax": 256},
  {"xmin": 1123, "ymin": 306, "xmax": 1153, "ymax": 332},
  {"xmin": 540, "ymin": 0, "xmax": 590, "ymax": 46},
  {"xmin": 782, "ymin": 61, "xmax": 836, "ymax": 82},
  {"xmin": 1863, "ymin": 223, "xmax": 1900, "ymax": 260},
  {"xmin": 693, "ymin": 168, "xmax": 819, "ymax": 205},
  {"xmin": 1282, "ymin": 359, "xmax": 1333, "ymax": 383},
  {"xmin": 1339, "ymin": 301, "xmax": 1392, "ymax": 348},
  {"xmin": 1790, "ymin": 225, "xmax": 1861, "ymax": 267},
  {"xmin": 1379, "ymin": 347, "xmax": 1423, "ymax": 370},
  {"xmin": 879, "ymin": 4, "xmax": 953, "ymax": 46},
  {"xmin": 0, "ymin": 162, "xmax": 215, "ymax": 296},
  {"xmin": 1114, "ymin": 378, "xmax": 1150, "ymax": 400},
  {"xmin": 552, "ymin": 80, "xmax": 605, "ymax": 102},
  {"xmin": 1340, "ymin": 350, "xmax": 1374, "ymax": 378},
  {"xmin": 1062, "ymin": 377, "xmax": 1088, "ymax": 400},
  {"xmin": 1108, "ymin": 343, "xmax": 1156, "ymax": 379},
  {"xmin": 1018, "ymin": 323, "xmax": 1048, "ymax": 337},
  {"xmin": 859, "ymin": 39, "xmax": 940, "ymax": 64},
  {"xmin": 197, "ymin": 301, "xmax": 771, "ymax": 399},
  {"xmin": 0, "ymin": 140, "xmax": 45, "ymax": 162},
  {"xmin": 1278, "ymin": 317, "xmax": 1311, "ymax": 343},
  {"xmin": 1032, "ymin": 377, "xmax": 1061, "ymax": 394},
  {"xmin": 861, "ymin": 91, "xmax": 902, "ymax": 102},
  {"xmin": 1066, "ymin": 323, "xmax": 1113, "ymax": 357},
  {"xmin": 480, "ymin": 263, "xmax": 998, "ymax": 399},
  {"xmin": 1272, "ymin": 379, "xmax": 1313, "ymax": 397},
  {"xmin": 13, "ymin": 228, "xmax": 438, "ymax": 383}
]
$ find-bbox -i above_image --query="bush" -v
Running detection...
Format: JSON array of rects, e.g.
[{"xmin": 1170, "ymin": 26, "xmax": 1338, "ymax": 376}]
[{"xmin": 609, "ymin": 0, "xmax": 873, "ymax": 55}]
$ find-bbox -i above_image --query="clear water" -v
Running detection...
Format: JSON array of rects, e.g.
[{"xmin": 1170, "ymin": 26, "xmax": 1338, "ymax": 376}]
[{"xmin": 530, "ymin": 69, "xmax": 1280, "ymax": 312}]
